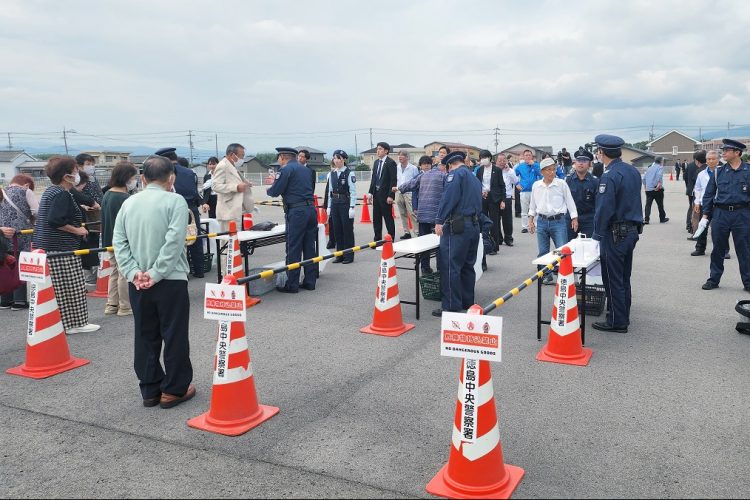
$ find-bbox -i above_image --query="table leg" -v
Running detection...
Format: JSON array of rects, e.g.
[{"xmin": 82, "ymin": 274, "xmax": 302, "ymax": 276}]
[
  {"xmin": 415, "ymin": 254, "xmax": 420, "ymax": 320},
  {"xmin": 580, "ymin": 268, "xmax": 587, "ymax": 345},
  {"xmin": 216, "ymin": 239, "xmax": 223, "ymax": 284},
  {"xmin": 537, "ymin": 274, "xmax": 542, "ymax": 341}
]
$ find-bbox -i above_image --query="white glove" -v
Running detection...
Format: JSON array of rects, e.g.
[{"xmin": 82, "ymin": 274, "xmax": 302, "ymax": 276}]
[
  {"xmin": 349, "ymin": 208, "xmax": 355, "ymax": 219},
  {"xmin": 693, "ymin": 218, "xmax": 709, "ymax": 239},
  {"xmin": 326, "ymin": 208, "xmax": 331, "ymax": 218}
]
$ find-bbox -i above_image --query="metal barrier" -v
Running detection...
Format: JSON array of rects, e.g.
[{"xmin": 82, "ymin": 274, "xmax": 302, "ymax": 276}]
[{"xmin": 16, "ymin": 220, "xmax": 101, "ymax": 236}]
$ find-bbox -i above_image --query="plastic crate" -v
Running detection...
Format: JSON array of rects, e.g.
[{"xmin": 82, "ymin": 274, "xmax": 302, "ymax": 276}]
[
  {"xmin": 419, "ymin": 271, "xmax": 441, "ymax": 301},
  {"xmin": 187, "ymin": 252, "xmax": 213, "ymax": 274},
  {"xmin": 576, "ymin": 283, "xmax": 605, "ymax": 316}
]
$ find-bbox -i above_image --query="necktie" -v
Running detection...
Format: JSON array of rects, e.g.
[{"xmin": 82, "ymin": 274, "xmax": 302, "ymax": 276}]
[
  {"xmin": 376, "ymin": 160, "xmax": 382, "ymax": 189},
  {"xmin": 331, "ymin": 170, "xmax": 339, "ymax": 188}
]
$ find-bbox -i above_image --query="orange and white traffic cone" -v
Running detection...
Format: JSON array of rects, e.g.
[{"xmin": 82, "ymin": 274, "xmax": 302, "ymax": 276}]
[
  {"xmin": 536, "ymin": 246, "xmax": 593, "ymax": 366},
  {"xmin": 426, "ymin": 330, "xmax": 524, "ymax": 498},
  {"xmin": 7, "ymin": 250, "xmax": 90, "ymax": 379},
  {"xmin": 360, "ymin": 196, "xmax": 372, "ymax": 224},
  {"xmin": 188, "ymin": 276, "xmax": 279, "ymax": 436},
  {"xmin": 314, "ymin": 195, "xmax": 324, "ymax": 225},
  {"xmin": 86, "ymin": 251, "xmax": 112, "ymax": 298},
  {"xmin": 360, "ymin": 235, "xmax": 415, "ymax": 337},
  {"xmin": 243, "ymin": 212, "xmax": 254, "ymax": 230},
  {"xmin": 669, "ymin": 171, "xmax": 674, "ymax": 181},
  {"xmin": 226, "ymin": 221, "xmax": 260, "ymax": 308}
]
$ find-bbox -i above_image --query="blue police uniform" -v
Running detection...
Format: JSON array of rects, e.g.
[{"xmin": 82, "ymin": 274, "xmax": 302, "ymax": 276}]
[
  {"xmin": 566, "ymin": 171, "xmax": 598, "ymax": 240},
  {"xmin": 172, "ymin": 163, "xmax": 205, "ymax": 277},
  {"xmin": 701, "ymin": 153, "xmax": 750, "ymax": 290},
  {"xmin": 327, "ymin": 163, "xmax": 357, "ymax": 264},
  {"xmin": 592, "ymin": 135, "xmax": 643, "ymax": 331},
  {"xmin": 434, "ymin": 153, "xmax": 483, "ymax": 315},
  {"xmin": 267, "ymin": 151, "xmax": 318, "ymax": 292}
]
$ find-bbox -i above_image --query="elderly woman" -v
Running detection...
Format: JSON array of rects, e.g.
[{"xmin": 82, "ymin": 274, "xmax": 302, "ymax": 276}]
[
  {"xmin": 0, "ymin": 174, "xmax": 38, "ymax": 309},
  {"xmin": 33, "ymin": 156, "xmax": 99, "ymax": 334}
]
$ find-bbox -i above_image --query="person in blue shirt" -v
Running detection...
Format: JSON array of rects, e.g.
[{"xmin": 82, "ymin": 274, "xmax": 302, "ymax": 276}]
[
  {"xmin": 267, "ymin": 147, "xmax": 318, "ymax": 293},
  {"xmin": 326, "ymin": 149, "xmax": 357, "ymax": 264},
  {"xmin": 699, "ymin": 139, "xmax": 750, "ymax": 291},
  {"xmin": 566, "ymin": 152, "xmax": 598, "ymax": 241},
  {"xmin": 642, "ymin": 156, "xmax": 669, "ymax": 224},
  {"xmin": 591, "ymin": 135, "xmax": 643, "ymax": 334},
  {"xmin": 432, "ymin": 151, "xmax": 483, "ymax": 317},
  {"xmin": 514, "ymin": 149, "xmax": 542, "ymax": 233}
]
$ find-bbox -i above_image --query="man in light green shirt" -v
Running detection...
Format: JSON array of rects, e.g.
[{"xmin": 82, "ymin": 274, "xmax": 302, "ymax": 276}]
[{"xmin": 113, "ymin": 156, "xmax": 195, "ymax": 409}]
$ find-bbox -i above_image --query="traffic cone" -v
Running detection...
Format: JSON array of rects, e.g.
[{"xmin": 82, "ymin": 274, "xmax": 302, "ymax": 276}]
[
  {"xmin": 226, "ymin": 221, "xmax": 261, "ymax": 308},
  {"xmin": 360, "ymin": 196, "xmax": 372, "ymax": 224},
  {"xmin": 314, "ymin": 195, "xmax": 324, "ymax": 224},
  {"xmin": 188, "ymin": 275, "xmax": 279, "ymax": 436},
  {"xmin": 86, "ymin": 251, "xmax": 112, "ymax": 298},
  {"xmin": 407, "ymin": 215, "xmax": 414, "ymax": 232},
  {"xmin": 7, "ymin": 250, "xmax": 90, "ymax": 379},
  {"xmin": 427, "ymin": 312, "xmax": 524, "ymax": 499},
  {"xmin": 669, "ymin": 171, "xmax": 674, "ymax": 181},
  {"xmin": 536, "ymin": 246, "xmax": 592, "ymax": 366},
  {"xmin": 243, "ymin": 212, "xmax": 254, "ymax": 230},
  {"xmin": 360, "ymin": 235, "xmax": 415, "ymax": 337}
]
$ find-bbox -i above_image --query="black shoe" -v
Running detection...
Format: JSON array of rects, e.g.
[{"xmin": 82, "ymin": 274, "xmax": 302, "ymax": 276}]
[
  {"xmin": 521, "ymin": 229, "xmax": 528, "ymax": 233},
  {"xmin": 643, "ymin": 221, "xmax": 649, "ymax": 225},
  {"xmin": 333, "ymin": 257, "xmax": 344, "ymax": 263},
  {"xmin": 341, "ymin": 259, "xmax": 354, "ymax": 264},
  {"xmin": 702, "ymin": 281, "xmax": 718, "ymax": 290},
  {"xmin": 482, "ymin": 263, "xmax": 488, "ymax": 271},
  {"xmin": 300, "ymin": 283, "xmax": 316, "ymax": 291},
  {"xmin": 542, "ymin": 275, "xmax": 555, "ymax": 285},
  {"xmin": 143, "ymin": 395, "xmax": 161, "ymax": 408},
  {"xmin": 488, "ymin": 250, "xmax": 498, "ymax": 256},
  {"xmin": 660, "ymin": 218, "xmax": 669, "ymax": 223},
  {"xmin": 0, "ymin": 303, "xmax": 11, "ymax": 310},
  {"xmin": 592, "ymin": 322, "xmax": 628, "ymax": 333},
  {"xmin": 432, "ymin": 308, "xmax": 443, "ymax": 317},
  {"xmin": 276, "ymin": 286, "xmax": 299, "ymax": 294},
  {"xmin": 192, "ymin": 273, "xmax": 204, "ymax": 279},
  {"xmin": 422, "ymin": 267, "xmax": 434, "ymax": 275},
  {"xmin": 690, "ymin": 250, "xmax": 705, "ymax": 256},
  {"xmin": 687, "ymin": 236, "xmax": 696, "ymax": 241},
  {"xmin": 725, "ymin": 253, "xmax": 731, "ymax": 260},
  {"xmin": 326, "ymin": 241, "xmax": 336, "ymax": 249},
  {"xmin": 515, "ymin": 214, "xmax": 521, "ymax": 218},
  {"xmin": 401, "ymin": 233, "xmax": 412, "ymax": 240},
  {"xmin": 744, "ymin": 286, "xmax": 750, "ymax": 293},
  {"xmin": 505, "ymin": 241, "xmax": 514, "ymax": 247},
  {"xmin": 11, "ymin": 302, "xmax": 29, "ymax": 311}
]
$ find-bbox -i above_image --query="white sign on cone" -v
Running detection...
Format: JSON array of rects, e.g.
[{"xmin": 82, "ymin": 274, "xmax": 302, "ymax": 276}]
[
  {"xmin": 204, "ymin": 283, "xmax": 247, "ymax": 322},
  {"xmin": 440, "ymin": 312, "xmax": 502, "ymax": 363},
  {"xmin": 18, "ymin": 252, "xmax": 47, "ymax": 283}
]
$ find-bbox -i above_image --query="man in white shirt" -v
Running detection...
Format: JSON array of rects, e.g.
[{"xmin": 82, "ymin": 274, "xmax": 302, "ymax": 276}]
[
  {"xmin": 690, "ymin": 149, "xmax": 720, "ymax": 256},
  {"xmin": 529, "ymin": 158, "xmax": 579, "ymax": 283},
  {"xmin": 392, "ymin": 150, "xmax": 419, "ymax": 239}
]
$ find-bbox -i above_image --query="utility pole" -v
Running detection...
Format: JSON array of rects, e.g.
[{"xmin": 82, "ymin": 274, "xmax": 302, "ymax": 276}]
[
  {"xmin": 7, "ymin": 132, "xmax": 11, "ymax": 150},
  {"xmin": 188, "ymin": 130, "xmax": 195, "ymax": 166},
  {"xmin": 63, "ymin": 127, "xmax": 69, "ymax": 155},
  {"xmin": 649, "ymin": 123, "xmax": 655, "ymax": 142},
  {"xmin": 369, "ymin": 128, "xmax": 373, "ymax": 149},
  {"xmin": 354, "ymin": 134, "xmax": 358, "ymax": 157},
  {"xmin": 215, "ymin": 132, "xmax": 219, "ymax": 158},
  {"xmin": 493, "ymin": 125, "xmax": 500, "ymax": 154}
]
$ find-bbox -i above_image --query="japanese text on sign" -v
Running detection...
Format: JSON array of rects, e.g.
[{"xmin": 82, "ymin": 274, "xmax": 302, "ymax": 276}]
[
  {"xmin": 18, "ymin": 252, "xmax": 47, "ymax": 283},
  {"xmin": 460, "ymin": 358, "xmax": 480, "ymax": 442},
  {"xmin": 204, "ymin": 283, "xmax": 247, "ymax": 322},
  {"xmin": 558, "ymin": 277, "xmax": 568, "ymax": 327},
  {"xmin": 216, "ymin": 320, "xmax": 230, "ymax": 379},
  {"xmin": 440, "ymin": 312, "xmax": 502, "ymax": 363},
  {"xmin": 378, "ymin": 261, "xmax": 388, "ymax": 304}
]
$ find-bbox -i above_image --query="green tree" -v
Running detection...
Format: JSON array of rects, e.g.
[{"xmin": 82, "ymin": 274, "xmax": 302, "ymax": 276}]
[
  {"xmin": 34, "ymin": 153, "xmax": 56, "ymax": 160},
  {"xmin": 255, "ymin": 152, "xmax": 278, "ymax": 165},
  {"xmin": 629, "ymin": 140, "xmax": 649, "ymax": 151}
]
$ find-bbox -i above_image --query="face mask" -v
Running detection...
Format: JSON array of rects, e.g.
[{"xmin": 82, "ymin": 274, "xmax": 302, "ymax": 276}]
[
  {"xmin": 84, "ymin": 165, "xmax": 95, "ymax": 175},
  {"xmin": 69, "ymin": 173, "xmax": 81, "ymax": 185},
  {"xmin": 126, "ymin": 179, "xmax": 138, "ymax": 191},
  {"xmin": 234, "ymin": 155, "xmax": 244, "ymax": 166},
  {"xmin": 480, "ymin": 158, "xmax": 490, "ymax": 166}
]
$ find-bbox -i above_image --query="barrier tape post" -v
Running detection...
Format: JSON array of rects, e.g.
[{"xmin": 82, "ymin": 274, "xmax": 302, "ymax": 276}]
[
  {"xmin": 226, "ymin": 221, "xmax": 261, "ymax": 309},
  {"xmin": 86, "ymin": 251, "xmax": 112, "ymax": 298}
]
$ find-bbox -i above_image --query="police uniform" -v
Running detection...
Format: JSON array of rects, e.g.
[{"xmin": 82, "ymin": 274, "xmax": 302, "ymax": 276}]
[
  {"xmin": 701, "ymin": 139, "xmax": 750, "ymax": 291},
  {"xmin": 327, "ymin": 150, "xmax": 356, "ymax": 264},
  {"xmin": 432, "ymin": 151, "xmax": 483, "ymax": 316},
  {"xmin": 591, "ymin": 135, "xmax": 643, "ymax": 332},
  {"xmin": 267, "ymin": 147, "xmax": 318, "ymax": 292},
  {"xmin": 157, "ymin": 147, "xmax": 206, "ymax": 278},
  {"xmin": 566, "ymin": 157, "xmax": 598, "ymax": 240}
]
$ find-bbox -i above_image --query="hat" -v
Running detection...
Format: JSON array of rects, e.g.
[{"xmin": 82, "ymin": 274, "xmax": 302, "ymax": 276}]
[
  {"xmin": 575, "ymin": 150, "xmax": 594, "ymax": 162},
  {"xmin": 594, "ymin": 134, "xmax": 625, "ymax": 150},
  {"xmin": 721, "ymin": 138, "xmax": 747, "ymax": 151},
  {"xmin": 540, "ymin": 158, "xmax": 556, "ymax": 169},
  {"xmin": 333, "ymin": 149, "xmax": 348, "ymax": 159},
  {"xmin": 479, "ymin": 149, "xmax": 493, "ymax": 159},
  {"xmin": 275, "ymin": 147, "xmax": 299, "ymax": 155},
  {"xmin": 442, "ymin": 151, "xmax": 466, "ymax": 165},
  {"xmin": 155, "ymin": 147, "xmax": 176, "ymax": 157}
]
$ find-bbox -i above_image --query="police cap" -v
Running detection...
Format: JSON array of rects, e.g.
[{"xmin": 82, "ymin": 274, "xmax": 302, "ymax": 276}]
[
  {"xmin": 275, "ymin": 147, "xmax": 299, "ymax": 156},
  {"xmin": 721, "ymin": 138, "xmax": 747, "ymax": 151},
  {"xmin": 594, "ymin": 134, "xmax": 625, "ymax": 150},
  {"xmin": 575, "ymin": 150, "xmax": 594, "ymax": 162},
  {"xmin": 333, "ymin": 149, "xmax": 348, "ymax": 159},
  {"xmin": 155, "ymin": 147, "xmax": 177, "ymax": 157},
  {"xmin": 442, "ymin": 151, "xmax": 466, "ymax": 165}
]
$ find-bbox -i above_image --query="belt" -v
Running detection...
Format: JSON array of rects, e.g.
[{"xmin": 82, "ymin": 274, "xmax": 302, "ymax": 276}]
[
  {"xmin": 715, "ymin": 203, "xmax": 750, "ymax": 211},
  {"xmin": 286, "ymin": 200, "xmax": 314, "ymax": 210},
  {"xmin": 609, "ymin": 221, "xmax": 641, "ymax": 230},
  {"xmin": 537, "ymin": 213, "xmax": 565, "ymax": 220},
  {"xmin": 330, "ymin": 193, "xmax": 350, "ymax": 199}
]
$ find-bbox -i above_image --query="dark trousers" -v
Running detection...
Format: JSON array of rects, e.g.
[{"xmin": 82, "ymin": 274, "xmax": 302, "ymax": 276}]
[
  {"xmin": 709, "ymin": 208, "xmax": 750, "ymax": 287},
  {"xmin": 686, "ymin": 195, "xmax": 695, "ymax": 230},
  {"xmin": 187, "ymin": 206, "xmax": 205, "ymax": 276},
  {"xmin": 331, "ymin": 203, "xmax": 354, "ymax": 262},
  {"xmin": 498, "ymin": 197, "xmax": 514, "ymax": 244},
  {"xmin": 439, "ymin": 222, "xmax": 479, "ymax": 312},
  {"xmin": 482, "ymin": 197, "xmax": 501, "ymax": 251},
  {"xmin": 418, "ymin": 222, "xmax": 435, "ymax": 271},
  {"xmin": 644, "ymin": 190, "xmax": 666, "ymax": 222},
  {"xmin": 514, "ymin": 190, "xmax": 521, "ymax": 216},
  {"xmin": 568, "ymin": 213, "xmax": 595, "ymax": 242},
  {"xmin": 285, "ymin": 206, "xmax": 318, "ymax": 290},
  {"xmin": 600, "ymin": 230, "xmax": 638, "ymax": 328},
  {"xmin": 675, "ymin": 168, "xmax": 681, "ymax": 181},
  {"xmin": 371, "ymin": 196, "xmax": 395, "ymax": 241},
  {"xmin": 129, "ymin": 279, "xmax": 192, "ymax": 400},
  {"xmin": 695, "ymin": 207, "xmax": 709, "ymax": 252}
]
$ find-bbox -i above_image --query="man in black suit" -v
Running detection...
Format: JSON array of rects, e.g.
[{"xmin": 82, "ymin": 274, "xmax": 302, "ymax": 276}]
[
  {"xmin": 367, "ymin": 142, "xmax": 397, "ymax": 241},
  {"xmin": 475, "ymin": 149, "xmax": 505, "ymax": 254},
  {"xmin": 684, "ymin": 150, "xmax": 706, "ymax": 233}
]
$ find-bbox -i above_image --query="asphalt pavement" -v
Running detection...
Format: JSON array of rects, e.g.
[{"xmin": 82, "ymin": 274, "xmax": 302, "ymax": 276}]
[{"xmin": 2, "ymin": 180, "xmax": 750, "ymax": 498}]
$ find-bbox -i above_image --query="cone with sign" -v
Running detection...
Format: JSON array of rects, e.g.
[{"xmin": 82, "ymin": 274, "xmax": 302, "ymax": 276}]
[
  {"xmin": 226, "ymin": 221, "xmax": 260, "ymax": 308},
  {"xmin": 427, "ymin": 338, "xmax": 524, "ymax": 498},
  {"xmin": 360, "ymin": 196, "xmax": 372, "ymax": 224},
  {"xmin": 86, "ymin": 251, "xmax": 112, "ymax": 298},
  {"xmin": 7, "ymin": 250, "xmax": 90, "ymax": 379},
  {"xmin": 536, "ymin": 246, "xmax": 592, "ymax": 366},
  {"xmin": 360, "ymin": 235, "xmax": 415, "ymax": 337},
  {"xmin": 188, "ymin": 277, "xmax": 279, "ymax": 436}
]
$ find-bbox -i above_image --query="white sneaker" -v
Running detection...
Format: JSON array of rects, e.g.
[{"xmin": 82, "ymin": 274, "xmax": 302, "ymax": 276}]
[{"xmin": 66, "ymin": 324, "xmax": 101, "ymax": 334}]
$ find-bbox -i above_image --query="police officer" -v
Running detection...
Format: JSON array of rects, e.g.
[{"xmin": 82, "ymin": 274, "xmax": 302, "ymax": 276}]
[
  {"xmin": 432, "ymin": 151, "xmax": 483, "ymax": 317},
  {"xmin": 326, "ymin": 150, "xmax": 356, "ymax": 264},
  {"xmin": 267, "ymin": 147, "xmax": 318, "ymax": 293},
  {"xmin": 156, "ymin": 147, "xmax": 206, "ymax": 278},
  {"xmin": 591, "ymin": 135, "xmax": 643, "ymax": 333},
  {"xmin": 566, "ymin": 150, "xmax": 598, "ymax": 241},
  {"xmin": 699, "ymin": 139, "xmax": 750, "ymax": 291}
]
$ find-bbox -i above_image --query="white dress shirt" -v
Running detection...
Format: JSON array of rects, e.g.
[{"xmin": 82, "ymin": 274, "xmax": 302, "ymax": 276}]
[
  {"xmin": 396, "ymin": 162, "xmax": 419, "ymax": 186},
  {"xmin": 481, "ymin": 166, "xmax": 492, "ymax": 192},
  {"xmin": 528, "ymin": 178, "xmax": 578, "ymax": 218},
  {"xmin": 693, "ymin": 168, "xmax": 714, "ymax": 206},
  {"xmin": 502, "ymin": 167, "xmax": 519, "ymax": 198}
]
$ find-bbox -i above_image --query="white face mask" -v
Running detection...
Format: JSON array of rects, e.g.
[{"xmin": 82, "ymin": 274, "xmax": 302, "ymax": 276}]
[
  {"xmin": 69, "ymin": 172, "xmax": 81, "ymax": 185},
  {"xmin": 234, "ymin": 154, "xmax": 244, "ymax": 166},
  {"xmin": 480, "ymin": 158, "xmax": 490, "ymax": 166},
  {"xmin": 126, "ymin": 178, "xmax": 137, "ymax": 191},
  {"xmin": 84, "ymin": 165, "xmax": 96, "ymax": 175}
]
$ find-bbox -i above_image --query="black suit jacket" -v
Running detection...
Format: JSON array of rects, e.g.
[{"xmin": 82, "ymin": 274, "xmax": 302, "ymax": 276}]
[
  {"xmin": 684, "ymin": 162, "xmax": 704, "ymax": 196},
  {"xmin": 369, "ymin": 156, "xmax": 397, "ymax": 202},
  {"xmin": 475, "ymin": 166, "xmax": 506, "ymax": 205}
]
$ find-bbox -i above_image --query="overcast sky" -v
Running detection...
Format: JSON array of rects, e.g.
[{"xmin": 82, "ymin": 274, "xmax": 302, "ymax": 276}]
[{"xmin": 1, "ymin": 0, "xmax": 749, "ymax": 157}]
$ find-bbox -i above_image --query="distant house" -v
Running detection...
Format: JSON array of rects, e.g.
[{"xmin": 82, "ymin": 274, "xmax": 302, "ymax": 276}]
[
  {"xmin": 127, "ymin": 154, "xmax": 150, "ymax": 167},
  {"xmin": 699, "ymin": 137, "xmax": 750, "ymax": 152},
  {"xmin": 361, "ymin": 144, "xmax": 423, "ymax": 168},
  {"xmin": 500, "ymin": 143, "xmax": 554, "ymax": 164},
  {"xmin": 269, "ymin": 146, "xmax": 328, "ymax": 172},
  {"xmin": 0, "ymin": 151, "xmax": 39, "ymax": 182},
  {"xmin": 236, "ymin": 155, "xmax": 270, "ymax": 175},
  {"xmin": 646, "ymin": 130, "xmax": 699, "ymax": 166},
  {"xmin": 81, "ymin": 151, "xmax": 131, "ymax": 168},
  {"xmin": 621, "ymin": 146, "xmax": 658, "ymax": 171},
  {"xmin": 424, "ymin": 141, "xmax": 481, "ymax": 162}
]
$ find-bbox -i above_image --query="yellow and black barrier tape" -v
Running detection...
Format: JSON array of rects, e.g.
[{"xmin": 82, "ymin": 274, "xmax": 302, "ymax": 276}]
[
  {"xmin": 236, "ymin": 238, "xmax": 386, "ymax": 284},
  {"xmin": 16, "ymin": 220, "xmax": 101, "ymax": 236},
  {"xmin": 482, "ymin": 255, "xmax": 564, "ymax": 314}
]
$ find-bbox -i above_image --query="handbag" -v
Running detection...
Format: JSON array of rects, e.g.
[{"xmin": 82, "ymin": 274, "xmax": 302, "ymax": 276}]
[
  {"xmin": 186, "ymin": 209, "xmax": 198, "ymax": 246},
  {"xmin": 0, "ymin": 236, "xmax": 22, "ymax": 296}
]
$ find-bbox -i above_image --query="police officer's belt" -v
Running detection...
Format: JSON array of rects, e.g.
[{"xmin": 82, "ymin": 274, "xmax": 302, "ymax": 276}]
[
  {"xmin": 450, "ymin": 215, "xmax": 479, "ymax": 223},
  {"xmin": 608, "ymin": 221, "xmax": 641, "ymax": 230},
  {"xmin": 330, "ymin": 193, "xmax": 350, "ymax": 199},
  {"xmin": 537, "ymin": 213, "xmax": 565, "ymax": 220},
  {"xmin": 715, "ymin": 203, "xmax": 750, "ymax": 211},
  {"xmin": 285, "ymin": 200, "xmax": 314, "ymax": 211}
]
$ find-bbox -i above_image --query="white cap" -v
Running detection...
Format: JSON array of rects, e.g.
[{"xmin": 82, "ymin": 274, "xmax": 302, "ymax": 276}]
[{"xmin": 540, "ymin": 158, "xmax": 556, "ymax": 169}]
